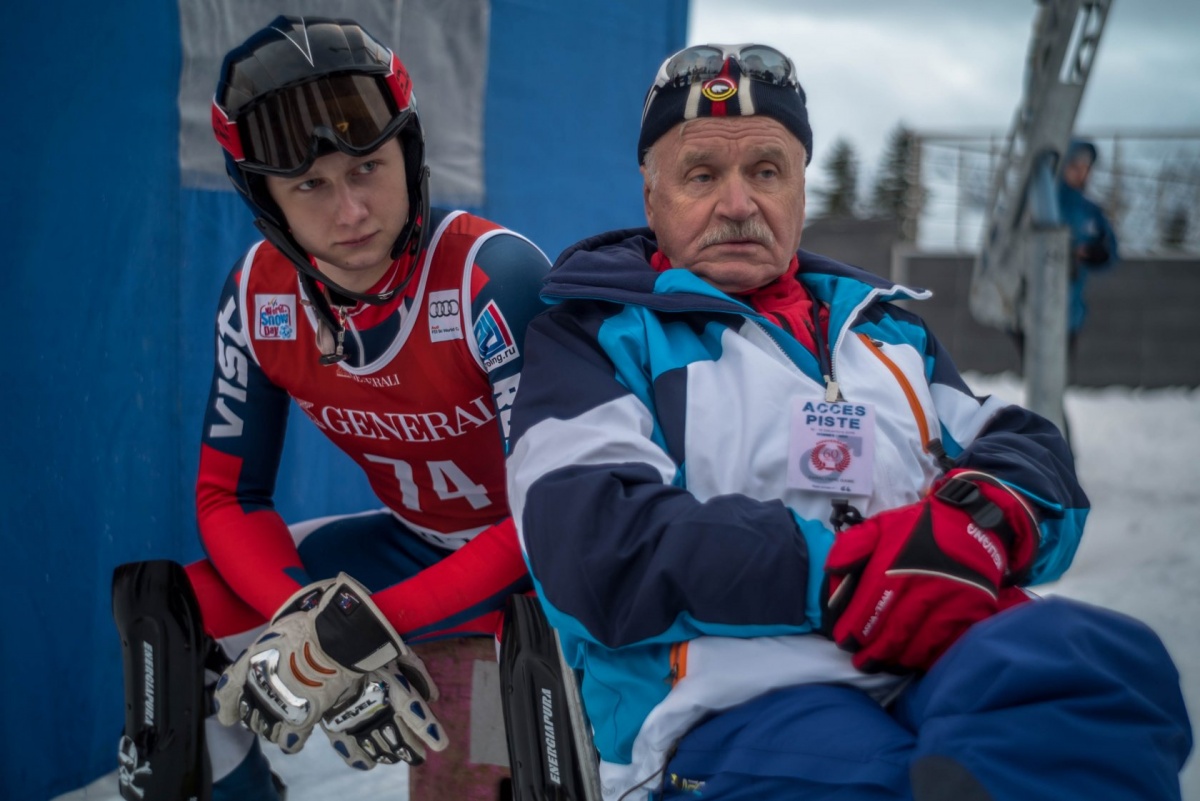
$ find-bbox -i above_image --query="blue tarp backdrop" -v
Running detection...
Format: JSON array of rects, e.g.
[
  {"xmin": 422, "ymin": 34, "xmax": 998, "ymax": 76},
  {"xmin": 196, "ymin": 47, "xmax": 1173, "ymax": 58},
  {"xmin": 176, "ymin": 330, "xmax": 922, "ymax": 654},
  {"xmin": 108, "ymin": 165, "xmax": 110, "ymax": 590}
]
[{"xmin": 0, "ymin": 1, "xmax": 686, "ymax": 797}]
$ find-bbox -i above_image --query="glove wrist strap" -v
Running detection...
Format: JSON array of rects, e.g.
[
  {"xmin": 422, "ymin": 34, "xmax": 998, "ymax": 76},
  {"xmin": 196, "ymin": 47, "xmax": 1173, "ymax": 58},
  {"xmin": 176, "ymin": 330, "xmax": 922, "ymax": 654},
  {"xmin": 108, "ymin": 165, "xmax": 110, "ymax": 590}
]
[
  {"xmin": 936, "ymin": 471, "xmax": 1040, "ymax": 582},
  {"xmin": 934, "ymin": 477, "xmax": 1014, "ymax": 547}
]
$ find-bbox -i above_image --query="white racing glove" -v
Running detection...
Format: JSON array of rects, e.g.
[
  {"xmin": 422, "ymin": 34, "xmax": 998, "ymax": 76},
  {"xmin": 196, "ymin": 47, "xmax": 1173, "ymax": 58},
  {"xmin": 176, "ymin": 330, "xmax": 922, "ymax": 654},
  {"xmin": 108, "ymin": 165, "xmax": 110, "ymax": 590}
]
[
  {"xmin": 321, "ymin": 657, "xmax": 448, "ymax": 769},
  {"xmin": 213, "ymin": 573, "xmax": 431, "ymax": 754}
]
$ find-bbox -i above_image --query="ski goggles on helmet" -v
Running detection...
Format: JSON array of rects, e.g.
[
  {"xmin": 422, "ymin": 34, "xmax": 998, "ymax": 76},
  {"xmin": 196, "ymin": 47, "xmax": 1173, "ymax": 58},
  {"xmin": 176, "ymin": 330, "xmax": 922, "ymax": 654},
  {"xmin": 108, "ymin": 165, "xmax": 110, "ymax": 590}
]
[
  {"xmin": 214, "ymin": 55, "xmax": 413, "ymax": 177},
  {"xmin": 653, "ymin": 43, "xmax": 798, "ymax": 92}
]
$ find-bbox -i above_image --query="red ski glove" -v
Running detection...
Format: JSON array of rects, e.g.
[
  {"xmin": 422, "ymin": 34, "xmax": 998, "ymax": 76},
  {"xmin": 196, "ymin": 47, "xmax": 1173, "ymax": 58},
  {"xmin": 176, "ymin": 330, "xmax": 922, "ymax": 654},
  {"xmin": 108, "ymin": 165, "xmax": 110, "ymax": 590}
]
[{"xmin": 822, "ymin": 469, "xmax": 1039, "ymax": 673}]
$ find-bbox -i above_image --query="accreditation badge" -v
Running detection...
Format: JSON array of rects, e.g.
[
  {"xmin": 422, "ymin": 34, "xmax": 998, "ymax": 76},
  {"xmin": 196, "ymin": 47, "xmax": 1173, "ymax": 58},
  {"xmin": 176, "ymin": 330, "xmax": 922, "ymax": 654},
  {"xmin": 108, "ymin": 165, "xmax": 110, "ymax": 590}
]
[{"xmin": 787, "ymin": 397, "xmax": 876, "ymax": 496}]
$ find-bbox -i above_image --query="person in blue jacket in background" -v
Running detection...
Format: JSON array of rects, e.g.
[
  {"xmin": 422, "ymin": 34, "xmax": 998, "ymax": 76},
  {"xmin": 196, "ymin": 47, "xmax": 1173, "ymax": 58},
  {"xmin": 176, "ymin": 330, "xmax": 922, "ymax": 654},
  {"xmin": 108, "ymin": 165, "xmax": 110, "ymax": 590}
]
[
  {"xmin": 505, "ymin": 43, "xmax": 1190, "ymax": 801},
  {"xmin": 1014, "ymin": 138, "xmax": 1119, "ymax": 451},
  {"xmin": 1016, "ymin": 137, "xmax": 1120, "ymax": 365},
  {"xmin": 1059, "ymin": 138, "xmax": 1119, "ymax": 343}
]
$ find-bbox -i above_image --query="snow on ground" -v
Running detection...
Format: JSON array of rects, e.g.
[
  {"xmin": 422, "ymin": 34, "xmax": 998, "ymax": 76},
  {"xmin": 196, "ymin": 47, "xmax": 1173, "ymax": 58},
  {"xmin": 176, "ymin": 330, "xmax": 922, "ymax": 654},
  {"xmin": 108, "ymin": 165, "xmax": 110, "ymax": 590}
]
[
  {"xmin": 58, "ymin": 373, "xmax": 1199, "ymax": 801},
  {"xmin": 973, "ymin": 373, "xmax": 1199, "ymax": 800}
]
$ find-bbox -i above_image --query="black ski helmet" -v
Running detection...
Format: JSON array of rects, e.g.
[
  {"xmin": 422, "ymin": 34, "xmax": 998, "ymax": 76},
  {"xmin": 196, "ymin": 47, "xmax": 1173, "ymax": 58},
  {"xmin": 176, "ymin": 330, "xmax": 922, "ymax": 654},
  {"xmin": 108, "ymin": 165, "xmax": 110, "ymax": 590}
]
[{"xmin": 212, "ymin": 16, "xmax": 430, "ymax": 310}]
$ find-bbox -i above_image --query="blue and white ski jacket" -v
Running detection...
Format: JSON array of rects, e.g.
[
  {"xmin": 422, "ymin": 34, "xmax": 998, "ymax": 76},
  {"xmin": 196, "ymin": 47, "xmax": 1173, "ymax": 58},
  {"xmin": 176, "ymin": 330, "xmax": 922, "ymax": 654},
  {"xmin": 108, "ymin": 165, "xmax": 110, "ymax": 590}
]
[
  {"xmin": 506, "ymin": 228, "xmax": 1088, "ymax": 800},
  {"xmin": 1059, "ymin": 180, "xmax": 1119, "ymax": 334}
]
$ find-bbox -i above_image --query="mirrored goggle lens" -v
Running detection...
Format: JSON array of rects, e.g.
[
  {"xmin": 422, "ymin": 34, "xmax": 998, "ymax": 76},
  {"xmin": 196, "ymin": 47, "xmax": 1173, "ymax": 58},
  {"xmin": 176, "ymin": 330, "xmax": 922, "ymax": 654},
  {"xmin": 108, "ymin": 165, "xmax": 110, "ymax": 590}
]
[
  {"xmin": 237, "ymin": 73, "xmax": 400, "ymax": 174},
  {"xmin": 735, "ymin": 45, "xmax": 794, "ymax": 85},
  {"xmin": 662, "ymin": 44, "xmax": 795, "ymax": 88},
  {"xmin": 662, "ymin": 46, "xmax": 725, "ymax": 87}
]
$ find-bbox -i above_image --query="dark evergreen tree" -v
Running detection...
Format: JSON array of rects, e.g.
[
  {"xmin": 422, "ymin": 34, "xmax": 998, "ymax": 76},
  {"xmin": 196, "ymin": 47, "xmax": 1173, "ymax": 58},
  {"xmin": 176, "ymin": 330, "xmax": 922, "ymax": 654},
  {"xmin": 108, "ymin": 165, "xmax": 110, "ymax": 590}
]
[
  {"xmin": 871, "ymin": 124, "xmax": 925, "ymax": 240},
  {"xmin": 1159, "ymin": 205, "xmax": 1189, "ymax": 251},
  {"xmin": 813, "ymin": 137, "xmax": 860, "ymax": 219}
]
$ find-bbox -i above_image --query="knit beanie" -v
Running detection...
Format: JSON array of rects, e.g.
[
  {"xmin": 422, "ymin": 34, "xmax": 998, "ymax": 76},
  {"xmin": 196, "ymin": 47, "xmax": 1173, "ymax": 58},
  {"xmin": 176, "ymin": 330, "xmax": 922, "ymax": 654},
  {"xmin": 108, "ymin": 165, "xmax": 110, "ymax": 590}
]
[{"xmin": 637, "ymin": 46, "xmax": 813, "ymax": 165}]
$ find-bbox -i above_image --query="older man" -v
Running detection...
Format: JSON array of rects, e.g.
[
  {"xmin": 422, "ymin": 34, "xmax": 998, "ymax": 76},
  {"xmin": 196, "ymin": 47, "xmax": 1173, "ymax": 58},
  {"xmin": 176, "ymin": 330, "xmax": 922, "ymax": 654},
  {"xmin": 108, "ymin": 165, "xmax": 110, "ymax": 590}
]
[{"xmin": 506, "ymin": 44, "xmax": 1190, "ymax": 801}]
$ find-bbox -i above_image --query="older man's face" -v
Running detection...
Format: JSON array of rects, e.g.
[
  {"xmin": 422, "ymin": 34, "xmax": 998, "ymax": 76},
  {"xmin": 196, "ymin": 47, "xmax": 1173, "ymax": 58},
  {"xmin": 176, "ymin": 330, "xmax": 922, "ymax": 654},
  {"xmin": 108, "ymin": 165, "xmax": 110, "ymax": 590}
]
[{"xmin": 642, "ymin": 116, "xmax": 807, "ymax": 294}]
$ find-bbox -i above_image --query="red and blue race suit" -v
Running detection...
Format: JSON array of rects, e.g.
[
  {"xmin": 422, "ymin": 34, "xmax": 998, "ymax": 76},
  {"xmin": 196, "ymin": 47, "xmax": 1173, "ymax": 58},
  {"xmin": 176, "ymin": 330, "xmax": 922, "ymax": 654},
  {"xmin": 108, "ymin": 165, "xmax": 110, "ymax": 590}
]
[{"xmin": 188, "ymin": 208, "xmax": 550, "ymax": 644}]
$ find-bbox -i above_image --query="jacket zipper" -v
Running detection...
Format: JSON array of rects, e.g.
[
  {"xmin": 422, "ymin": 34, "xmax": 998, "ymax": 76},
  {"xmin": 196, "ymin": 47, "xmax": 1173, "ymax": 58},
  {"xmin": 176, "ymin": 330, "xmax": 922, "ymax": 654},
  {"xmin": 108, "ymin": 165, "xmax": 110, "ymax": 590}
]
[{"xmin": 854, "ymin": 332, "xmax": 953, "ymax": 470}]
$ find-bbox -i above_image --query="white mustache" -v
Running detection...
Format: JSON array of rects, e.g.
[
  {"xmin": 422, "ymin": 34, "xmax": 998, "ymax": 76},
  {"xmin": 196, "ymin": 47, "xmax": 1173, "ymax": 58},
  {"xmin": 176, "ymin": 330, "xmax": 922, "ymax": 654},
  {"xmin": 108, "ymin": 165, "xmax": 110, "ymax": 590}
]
[{"xmin": 697, "ymin": 218, "xmax": 775, "ymax": 249}]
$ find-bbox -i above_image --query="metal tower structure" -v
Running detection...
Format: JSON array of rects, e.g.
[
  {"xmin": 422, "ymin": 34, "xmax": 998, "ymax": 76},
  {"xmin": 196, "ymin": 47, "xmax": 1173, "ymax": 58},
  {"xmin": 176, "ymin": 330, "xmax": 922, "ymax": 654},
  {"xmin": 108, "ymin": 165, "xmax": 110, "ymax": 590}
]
[
  {"xmin": 970, "ymin": 0, "xmax": 1113, "ymax": 428},
  {"xmin": 971, "ymin": 0, "xmax": 1113, "ymax": 326}
]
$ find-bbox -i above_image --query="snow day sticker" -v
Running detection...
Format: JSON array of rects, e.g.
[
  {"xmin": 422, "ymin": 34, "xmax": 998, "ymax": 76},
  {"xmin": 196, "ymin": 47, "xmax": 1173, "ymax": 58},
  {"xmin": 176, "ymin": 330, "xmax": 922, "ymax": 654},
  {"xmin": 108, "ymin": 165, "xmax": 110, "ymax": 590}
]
[
  {"xmin": 787, "ymin": 398, "xmax": 876, "ymax": 496},
  {"xmin": 255, "ymin": 294, "xmax": 296, "ymax": 340}
]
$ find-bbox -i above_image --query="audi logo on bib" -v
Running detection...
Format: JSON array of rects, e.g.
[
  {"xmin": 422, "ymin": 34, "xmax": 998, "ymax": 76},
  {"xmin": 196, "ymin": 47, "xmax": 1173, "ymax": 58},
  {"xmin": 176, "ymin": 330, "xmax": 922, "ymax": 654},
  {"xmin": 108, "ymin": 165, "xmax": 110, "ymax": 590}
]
[
  {"xmin": 428, "ymin": 289, "xmax": 465, "ymax": 342},
  {"xmin": 429, "ymin": 299, "xmax": 460, "ymax": 318}
]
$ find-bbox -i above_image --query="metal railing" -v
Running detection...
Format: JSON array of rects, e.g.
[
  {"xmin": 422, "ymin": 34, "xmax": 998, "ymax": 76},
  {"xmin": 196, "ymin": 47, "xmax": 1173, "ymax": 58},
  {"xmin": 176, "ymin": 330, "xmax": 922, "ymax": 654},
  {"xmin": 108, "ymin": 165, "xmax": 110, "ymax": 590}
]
[{"xmin": 910, "ymin": 128, "xmax": 1200, "ymax": 255}]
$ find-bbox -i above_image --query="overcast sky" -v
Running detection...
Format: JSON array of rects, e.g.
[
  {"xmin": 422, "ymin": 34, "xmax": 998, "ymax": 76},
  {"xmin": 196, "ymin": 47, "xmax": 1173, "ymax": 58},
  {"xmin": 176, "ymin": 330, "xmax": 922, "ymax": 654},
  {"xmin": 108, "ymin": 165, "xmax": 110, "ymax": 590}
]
[{"xmin": 688, "ymin": 0, "xmax": 1200, "ymax": 190}]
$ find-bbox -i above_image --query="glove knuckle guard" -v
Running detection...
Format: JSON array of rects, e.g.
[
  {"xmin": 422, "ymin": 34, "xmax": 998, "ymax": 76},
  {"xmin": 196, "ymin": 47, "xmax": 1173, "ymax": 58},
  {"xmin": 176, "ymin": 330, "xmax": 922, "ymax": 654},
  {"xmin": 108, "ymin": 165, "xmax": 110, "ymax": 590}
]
[
  {"xmin": 319, "ymin": 659, "xmax": 447, "ymax": 770},
  {"xmin": 821, "ymin": 470, "xmax": 1040, "ymax": 673},
  {"xmin": 890, "ymin": 503, "xmax": 998, "ymax": 596}
]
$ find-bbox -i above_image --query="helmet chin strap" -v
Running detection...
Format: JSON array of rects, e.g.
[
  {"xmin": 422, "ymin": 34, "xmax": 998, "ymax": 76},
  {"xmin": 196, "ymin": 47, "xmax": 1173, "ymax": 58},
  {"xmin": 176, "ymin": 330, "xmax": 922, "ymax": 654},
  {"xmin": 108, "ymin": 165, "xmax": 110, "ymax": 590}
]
[{"xmin": 391, "ymin": 166, "xmax": 431, "ymax": 260}]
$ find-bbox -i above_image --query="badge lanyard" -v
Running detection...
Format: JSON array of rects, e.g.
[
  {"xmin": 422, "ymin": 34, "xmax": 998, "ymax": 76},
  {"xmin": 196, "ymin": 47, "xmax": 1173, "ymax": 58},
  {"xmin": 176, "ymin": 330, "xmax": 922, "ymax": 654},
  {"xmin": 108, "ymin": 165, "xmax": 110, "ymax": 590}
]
[{"xmin": 809, "ymin": 306, "xmax": 840, "ymax": 403}]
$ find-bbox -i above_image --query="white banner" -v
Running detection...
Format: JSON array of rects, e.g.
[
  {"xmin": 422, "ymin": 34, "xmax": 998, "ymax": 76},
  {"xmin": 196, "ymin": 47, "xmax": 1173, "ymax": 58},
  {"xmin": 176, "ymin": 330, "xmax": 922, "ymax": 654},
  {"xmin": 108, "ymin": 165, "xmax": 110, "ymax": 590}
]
[{"xmin": 178, "ymin": 0, "xmax": 489, "ymax": 207}]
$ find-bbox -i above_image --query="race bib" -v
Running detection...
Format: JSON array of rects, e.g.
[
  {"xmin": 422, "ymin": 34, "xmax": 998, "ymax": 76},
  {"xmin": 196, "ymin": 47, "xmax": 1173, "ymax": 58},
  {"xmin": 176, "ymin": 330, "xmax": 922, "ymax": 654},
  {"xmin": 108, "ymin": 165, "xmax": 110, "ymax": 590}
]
[{"xmin": 787, "ymin": 398, "xmax": 876, "ymax": 497}]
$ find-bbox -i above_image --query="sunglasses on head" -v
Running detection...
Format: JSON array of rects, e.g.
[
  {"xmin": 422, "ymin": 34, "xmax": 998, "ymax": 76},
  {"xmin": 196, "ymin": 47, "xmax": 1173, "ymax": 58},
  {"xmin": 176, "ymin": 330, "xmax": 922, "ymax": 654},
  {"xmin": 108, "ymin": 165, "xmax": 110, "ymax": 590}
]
[{"xmin": 655, "ymin": 43, "xmax": 799, "ymax": 90}]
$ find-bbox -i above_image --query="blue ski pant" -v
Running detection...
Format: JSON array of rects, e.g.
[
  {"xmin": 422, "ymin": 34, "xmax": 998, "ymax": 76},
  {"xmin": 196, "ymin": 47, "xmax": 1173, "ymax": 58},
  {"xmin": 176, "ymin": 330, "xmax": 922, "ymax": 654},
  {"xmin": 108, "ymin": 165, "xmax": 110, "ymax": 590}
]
[{"xmin": 656, "ymin": 597, "xmax": 1192, "ymax": 801}]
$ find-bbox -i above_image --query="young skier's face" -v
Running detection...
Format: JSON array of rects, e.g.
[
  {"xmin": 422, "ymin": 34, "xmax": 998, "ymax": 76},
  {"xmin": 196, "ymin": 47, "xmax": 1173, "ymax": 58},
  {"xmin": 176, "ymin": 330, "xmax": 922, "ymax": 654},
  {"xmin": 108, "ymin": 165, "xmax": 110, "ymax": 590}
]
[
  {"xmin": 266, "ymin": 138, "xmax": 410, "ymax": 293},
  {"xmin": 642, "ymin": 115, "xmax": 808, "ymax": 294}
]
